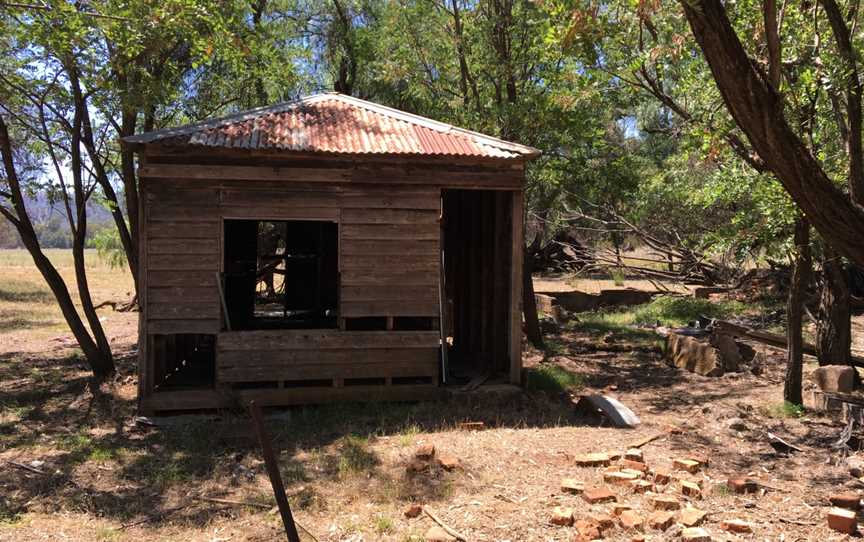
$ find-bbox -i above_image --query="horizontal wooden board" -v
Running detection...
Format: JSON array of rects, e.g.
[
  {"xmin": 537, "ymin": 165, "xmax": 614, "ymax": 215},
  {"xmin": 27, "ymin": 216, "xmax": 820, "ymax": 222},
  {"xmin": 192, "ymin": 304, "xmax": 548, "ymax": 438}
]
[
  {"xmin": 341, "ymin": 224, "xmax": 439, "ymax": 241},
  {"xmin": 141, "ymin": 390, "xmax": 234, "ymax": 412},
  {"xmin": 219, "ymin": 206, "xmax": 339, "ymax": 221},
  {"xmin": 341, "ymin": 208, "xmax": 439, "ymax": 225},
  {"xmin": 140, "ymin": 164, "xmax": 352, "ymax": 182},
  {"xmin": 340, "ymin": 269, "xmax": 439, "ymax": 286},
  {"xmin": 148, "ymin": 302, "xmax": 221, "ymax": 320},
  {"xmin": 148, "ymin": 287, "xmax": 215, "ymax": 304},
  {"xmin": 146, "ymin": 319, "xmax": 220, "ymax": 334},
  {"xmin": 149, "ymin": 271, "xmax": 218, "ymax": 288},
  {"xmin": 148, "ymin": 204, "xmax": 218, "ymax": 222},
  {"xmin": 341, "ymin": 239, "xmax": 438, "ymax": 257},
  {"xmin": 218, "ymin": 347, "xmax": 438, "ymax": 367},
  {"xmin": 220, "ymin": 189, "xmax": 340, "ymax": 208},
  {"xmin": 145, "ymin": 187, "xmax": 219, "ymax": 205},
  {"xmin": 340, "ymin": 195, "xmax": 439, "ymax": 210},
  {"xmin": 217, "ymin": 330, "xmax": 440, "ymax": 351},
  {"xmin": 148, "ymin": 222, "xmax": 217, "ymax": 239},
  {"xmin": 341, "ymin": 253, "xmax": 438, "ymax": 270},
  {"xmin": 233, "ymin": 385, "xmax": 443, "ymax": 407},
  {"xmin": 148, "ymin": 253, "xmax": 220, "ymax": 271},
  {"xmin": 341, "ymin": 300, "xmax": 439, "ymax": 317},
  {"xmin": 148, "ymin": 238, "xmax": 218, "ymax": 255},
  {"xmin": 218, "ymin": 361, "xmax": 437, "ymax": 382},
  {"xmin": 341, "ymin": 285, "xmax": 438, "ymax": 302}
]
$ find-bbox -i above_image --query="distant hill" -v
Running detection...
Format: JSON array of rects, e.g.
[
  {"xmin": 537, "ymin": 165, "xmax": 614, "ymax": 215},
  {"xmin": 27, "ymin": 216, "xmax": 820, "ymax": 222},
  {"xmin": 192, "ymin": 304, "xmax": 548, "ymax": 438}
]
[{"xmin": 0, "ymin": 192, "xmax": 116, "ymax": 249}]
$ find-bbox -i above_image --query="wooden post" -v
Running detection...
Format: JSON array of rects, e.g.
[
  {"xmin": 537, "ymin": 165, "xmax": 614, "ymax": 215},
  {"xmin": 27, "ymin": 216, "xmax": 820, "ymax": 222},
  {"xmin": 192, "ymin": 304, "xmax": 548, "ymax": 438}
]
[
  {"xmin": 248, "ymin": 401, "xmax": 301, "ymax": 542},
  {"xmin": 136, "ymin": 175, "xmax": 152, "ymax": 414},
  {"xmin": 509, "ymin": 191, "xmax": 524, "ymax": 385}
]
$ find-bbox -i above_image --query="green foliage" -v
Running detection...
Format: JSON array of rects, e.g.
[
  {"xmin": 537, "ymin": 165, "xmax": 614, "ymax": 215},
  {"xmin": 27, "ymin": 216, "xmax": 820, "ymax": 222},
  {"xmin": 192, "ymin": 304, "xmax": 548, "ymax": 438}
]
[
  {"xmin": 88, "ymin": 226, "xmax": 127, "ymax": 270},
  {"xmin": 761, "ymin": 401, "xmax": 806, "ymax": 419},
  {"xmin": 630, "ymin": 295, "xmax": 746, "ymax": 327}
]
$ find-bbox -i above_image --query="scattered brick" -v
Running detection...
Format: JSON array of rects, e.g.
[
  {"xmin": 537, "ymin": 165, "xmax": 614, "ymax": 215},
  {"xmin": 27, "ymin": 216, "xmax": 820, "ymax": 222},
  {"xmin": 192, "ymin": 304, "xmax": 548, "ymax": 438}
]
[
  {"xmin": 603, "ymin": 465, "xmax": 622, "ymax": 473},
  {"xmin": 605, "ymin": 471, "xmax": 641, "ymax": 485},
  {"xmin": 651, "ymin": 494, "xmax": 680, "ymax": 511},
  {"xmin": 629, "ymin": 480, "xmax": 653, "ymax": 493},
  {"xmin": 625, "ymin": 448, "xmax": 643, "ymax": 462},
  {"xmin": 652, "ymin": 469, "xmax": 672, "ymax": 485},
  {"xmin": 436, "ymin": 454, "xmax": 460, "ymax": 471},
  {"xmin": 404, "ymin": 503, "xmax": 422, "ymax": 518},
  {"xmin": 622, "ymin": 459, "xmax": 649, "ymax": 472},
  {"xmin": 828, "ymin": 507, "xmax": 858, "ymax": 535},
  {"xmin": 679, "ymin": 506, "xmax": 707, "ymax": 527},
  {"xmin": 406, "ymin": 459, "xmax": 429, "ymax": 473},
  {"xmin": 607, "ymin": 450, "xmax": 623, "ymax": 461},
  {"xmin": 720, "ymin": 519, "xmax": 753, "ymax": 534},
  {"xmin": 590, "ymin": 512, "xmax": 615, "ymax": 531},
  {"xmin": 630, "ymin": 536, "xmax": 646, "ymax": 542},
  {"xmin": 830, "ymin": 492, "xmax": 862, "ymax": 510},
  {"xmin": 648, "ymin": 510, "xmax": 676, "ymax": 530},
  {"xmin": 550, "ymin": 506, "xmax": 574, "ymax": 526},
  {"xmin": 561, "ymin": 478, "xmax": 584, "ymax": 494},
  {"xmin": 619, "ymin": 510, "xmax": 644, "ymax": 530},
  {"xmin": 682, "ymin": 527, "xmax": 712, "ymax": 542},
  {"xmin": 414, "ymin": 443, "xmax": 435, "ymax": 459},
  {"xmin": 727, "ymin": 477, "xmax": 758, "ymax": 494},
  {"xmin": 574, "ymin": 518, "xmax": 601, "ymax": 539},
  {"xmin": 583, "ymin": 486, "xmax": 617, "ymax": 504},
  {"xmin": 612, "ymin": 503, "xmax": 632, "ymax": 516},
  {"xmin": 455, "ymin": 421, "xmax": 485, "ymax": 431},
  {"xmin": 673, "ymin": 458, "xmax": 701, "ymax": 473},
  {"xmin": 575, "ymin": 452, "xmax": 612, "ymax": 467},
  {"xmin": 681, "ymin": 480, "xmax": 702, "ymax": 499}
]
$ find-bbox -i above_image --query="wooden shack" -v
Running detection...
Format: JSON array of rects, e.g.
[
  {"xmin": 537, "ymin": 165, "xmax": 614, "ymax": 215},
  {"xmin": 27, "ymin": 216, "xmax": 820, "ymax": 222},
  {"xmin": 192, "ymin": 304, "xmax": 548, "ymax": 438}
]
[{"xmin": 124, "ymin": 93, "xmax": 540, "ymax": 414}]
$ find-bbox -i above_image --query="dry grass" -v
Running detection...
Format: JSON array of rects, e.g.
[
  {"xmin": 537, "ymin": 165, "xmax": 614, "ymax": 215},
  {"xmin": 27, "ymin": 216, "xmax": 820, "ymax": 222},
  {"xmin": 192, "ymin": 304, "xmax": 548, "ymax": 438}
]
[{"xmin": 0, "ymin": 250, "xmax": 861, "ymax": 541}]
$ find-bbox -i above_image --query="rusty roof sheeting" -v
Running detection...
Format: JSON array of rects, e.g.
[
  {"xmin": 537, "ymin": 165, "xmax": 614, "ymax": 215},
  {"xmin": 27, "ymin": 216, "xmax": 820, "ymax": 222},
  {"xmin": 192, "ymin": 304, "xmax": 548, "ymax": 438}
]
[{"xmin": 124, "ymin": 93, "xmax": 540, "ymax": 160}]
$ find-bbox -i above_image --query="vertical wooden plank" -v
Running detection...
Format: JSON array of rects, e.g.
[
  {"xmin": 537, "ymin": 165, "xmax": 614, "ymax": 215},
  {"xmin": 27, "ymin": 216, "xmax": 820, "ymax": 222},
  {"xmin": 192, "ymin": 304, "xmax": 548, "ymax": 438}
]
[
  {"xmin": 137, "ymin": 174, "xmax": 152, "ymax": 413},
  {"xmin": 509, "ymin": 191, "xmax": 524, "ymax": 385},
  {"xmin": 491, "ymin": 191, "xmax": 506, "ymax": 372}
]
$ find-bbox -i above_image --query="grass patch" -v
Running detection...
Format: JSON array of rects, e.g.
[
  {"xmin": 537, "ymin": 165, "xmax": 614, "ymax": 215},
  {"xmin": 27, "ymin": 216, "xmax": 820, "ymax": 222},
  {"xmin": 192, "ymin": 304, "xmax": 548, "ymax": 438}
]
[
  {"xmin": 374, "ymin": 515, "xmax": 394, "ymax": 534},
  {"xmin": 608, "ymin": 267, "xmax": 626, "ymax": 286},
  {"xmin": 761, "ymin": 401, "xmax": 805, "ymax": 419},
  {"xmin": 525, "ymin": 364, "xmax": 584, "ymax": 393},
  {"xmin": 336, "ymin": 434, "xmax": 379, "ymax": 477}
]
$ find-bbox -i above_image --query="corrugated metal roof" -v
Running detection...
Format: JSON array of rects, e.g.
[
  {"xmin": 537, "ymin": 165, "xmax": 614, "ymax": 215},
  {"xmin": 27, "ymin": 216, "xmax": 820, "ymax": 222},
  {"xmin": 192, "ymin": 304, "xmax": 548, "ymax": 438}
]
[{"xmin": 124, "ymin": 93, "xmax": 540, "ymax": 160}]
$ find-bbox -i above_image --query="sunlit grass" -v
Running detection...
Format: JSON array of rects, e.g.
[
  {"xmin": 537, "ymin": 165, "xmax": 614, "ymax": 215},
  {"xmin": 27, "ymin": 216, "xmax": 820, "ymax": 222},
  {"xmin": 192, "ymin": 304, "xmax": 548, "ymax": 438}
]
[{"xmin": 525, "ymin": 364, "xmax": 584, "ymax": 393}]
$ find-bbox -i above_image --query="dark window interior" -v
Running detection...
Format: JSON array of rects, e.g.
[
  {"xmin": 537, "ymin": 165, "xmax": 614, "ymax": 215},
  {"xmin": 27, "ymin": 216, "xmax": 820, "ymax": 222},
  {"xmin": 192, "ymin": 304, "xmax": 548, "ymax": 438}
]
[{"xmin": 223, "ymin": 219, "xmax": 338, "ymax": 330}]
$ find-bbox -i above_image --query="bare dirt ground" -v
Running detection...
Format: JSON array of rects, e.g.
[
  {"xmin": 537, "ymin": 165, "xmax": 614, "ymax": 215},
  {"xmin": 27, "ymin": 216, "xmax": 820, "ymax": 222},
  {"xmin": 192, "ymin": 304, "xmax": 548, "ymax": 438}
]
[{"xmin": 1, "ymin": 250, "xmax": 861, "ymax": 541}]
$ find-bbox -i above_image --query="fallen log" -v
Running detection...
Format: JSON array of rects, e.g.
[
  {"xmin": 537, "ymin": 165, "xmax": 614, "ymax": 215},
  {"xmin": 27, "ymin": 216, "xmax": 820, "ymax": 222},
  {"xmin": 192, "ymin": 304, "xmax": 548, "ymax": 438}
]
[{"xmin": 711, "ymin": 320, "xmax": 864, "ymax": 368}]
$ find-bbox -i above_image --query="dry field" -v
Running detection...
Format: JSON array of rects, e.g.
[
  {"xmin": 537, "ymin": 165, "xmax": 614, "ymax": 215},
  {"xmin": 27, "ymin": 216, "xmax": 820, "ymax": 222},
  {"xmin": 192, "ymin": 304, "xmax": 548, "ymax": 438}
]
[{"xmin": 0, "ymin": 249, "xmax": 862, "ymax": 541}]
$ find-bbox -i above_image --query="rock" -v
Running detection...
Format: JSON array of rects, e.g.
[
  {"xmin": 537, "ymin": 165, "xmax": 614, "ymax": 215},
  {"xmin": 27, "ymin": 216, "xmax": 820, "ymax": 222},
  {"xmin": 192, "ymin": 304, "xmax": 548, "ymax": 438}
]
[
  {"xmin": 436, "ymin": 454, "xmax": 460, "ymax": 471},
  {"xmin": 720, "ymin": 519, "xmax": 753, "ymax": 534},
  {"xmin": 679, "ymin": 506, "xmax": 707, "ymax": 527},
  {"xmin": 404, "ymin": 503, "xmax": 423, "ymax": 518},
  {"xmin": 650, "ymin": 495, "xmax": 680, "ymax": 510},
  {"xmin": 574, "ymin": 452, "xmax": 612, "ymax": 467},
  {"xmin": 625, "ymin": 448, "xmax": 643, "ymax": 462},
  {"xmin": 424, "ymin": 525, "xmax": 456, "ymax": 541},
  {"xmin": 828, "ymin": 507, "xmax": 858, "ymax": 534},
  {"xmin": 681, "ymin": 480, "xmax": 702, "ymax": 499},
  {"xmin": 830, "ymin": 492, "xmax": 862, "ymax": 510},
  {"xmin": 583, "ymin": 486, "xmax": 616, "ymax": 504},
  {"xmin": 574, "ymin": 518, "xmax": 601, "ymax": 539},
  {"xmin": 726, "ymin": 417, "xmax": 749, "ymax": 432},
  {"xmin": 681, "ymin": 527, "xmax": 712, "ymax": 541},
  {"xmin": 711, "ymin": 333, "xmax": 741, "ymax": 372},
  {"xmin": 846, "ymin": 455, "xmax": 864, "ymax": 478},
  {"xmin": 666, "ymin": 332, "xmax": 728, "ymax": 377},
  {"xmin": 812, "ymin": 365, "xmax": 855, "ymax": 393},
  {"xmin": 727, "ymin": 477, "xmax": 759, "ymax": 494},
  {"xmin": 550, "ymin": 506, "xmax": 575, "ymax": 526},
  {"xmin": 561, "ymin": 478, "xmax": 584, "ymax": 494},
  {"xmin": 673, "ymin": 458, "xmax": 701, "ymax": 474},
  {"xmin": 619, "ymin": 510, "xmax": 644, "ymax": 530},
  {"xmin": 648, "ymin": 510, "xmax": 676, "ymax": 530},
  {"xmin": 415, "ymin": 443, "xmax": 435, "ymax": 459}
]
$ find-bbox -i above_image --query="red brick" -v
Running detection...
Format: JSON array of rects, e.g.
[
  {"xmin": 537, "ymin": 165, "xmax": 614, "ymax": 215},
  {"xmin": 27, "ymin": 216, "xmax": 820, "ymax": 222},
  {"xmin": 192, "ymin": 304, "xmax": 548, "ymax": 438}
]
[
  {"xmin": 830, "ymin": 493, "xmax": 862, "ymax": 511},
  {"xmin": 720, "ymin": 519, "xmax": 753, "ymax": 534},
  {"xmin": 679, "ymin": 506, "xmax": 707, "ymax": 527},
  {"xmin": 550, "ymin": 506, "xmax": 575, "ymax": 526},
  {"xmin": 583, "ymin": 486, "xmax": 616, "ymax": 504},
  {"xmin": 622, "ymin": 459, "xmax": 649, "ymax": 472},
  {"xmin": 575, "ymin": 452, "xmax": 611, "ymax": 467},
  {"xmin": 414, "ymin": 443, "xmax": 435, "ymax": 459},
  {"xmin": 619, "ymin": 510, "xmax": 644, "ymax": 530},
  {"xmin": 612, "ymin": 503, "xmax": 632, "ymax": 516},
  {"xmin": 561, "ymin": 478, "xmax": 584, "ymax": 494},
  {"xmin": 629, "ymin": 480, "xmax": 653, "ymax": 493},
  {"xmin": 574, "ymin": 518, "xmax": 601, "ymax": 539},
  {"xmin": 650, "ymin": 494, "xmax": 680, "ymax": 510},
  {"xmin": 681, "ymin": 480, "xmax": 702, "ymax": 499},
  {"xmin": 590, "ymin": 512, "xmax": 615, "ymax": 531},
  {"xmin": 625, "ymin": 448, "xmax": 644, "ymax": 462},
  {"xmin": 648, "ymin": 510, "xmax": 676, "ymax": 530},
  {"xmin": 828, "ymin": 507, "xmax": 858, "ymax": 535},
  {"xmin": 436, "ymin": 454, "xmax": 460, "ymax": 471},
  {"xmin": 727, "ymin": 477, "xmax": 758, "ymax": 494},
  {"xmin": 652, "ymin": 469, "xmax": 671, "ymax": 485},
  {"xmin": 404, "ymin": 503, "xmax": 422, "ymax": 518},
  {"xmin": 673, "ymin": 458, "xmax": 701, "ymax": 473},
  {"xmin": 682, "ymin": 527, "xmax": 712, "ymax": 541},
  {"xmin": 605, "ymin": 470, "xmax": 641, "ymax": 485}
]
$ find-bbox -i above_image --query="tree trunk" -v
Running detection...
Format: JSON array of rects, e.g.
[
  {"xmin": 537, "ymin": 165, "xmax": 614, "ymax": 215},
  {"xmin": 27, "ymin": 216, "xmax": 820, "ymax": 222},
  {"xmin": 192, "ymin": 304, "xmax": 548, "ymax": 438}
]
[
  {"xmin": 784, "ymin": 218, "xmax": 810, "ymax": 405},
  {"xmin": 680, "ymin": 0, "xmax": 864, "ymax": 269},
  {"xmin": 523, "ymin": 247, "xmax": 544, "ymax": 349},
  {"xmin": 816, "ymin": 248, "xmax": 852, "ymax": 366}
]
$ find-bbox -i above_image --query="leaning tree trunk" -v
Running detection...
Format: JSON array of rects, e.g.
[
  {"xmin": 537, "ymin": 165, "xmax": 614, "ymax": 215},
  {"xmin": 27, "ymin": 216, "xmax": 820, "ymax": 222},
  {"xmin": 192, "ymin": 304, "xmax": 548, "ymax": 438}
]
[
  {"xmin": 816, "ymin": 248, "xmax": 852, "ymax": 366},
  {"xmin": 784, "ymin": 218, "xmax": 810, "ymax": 405}
]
